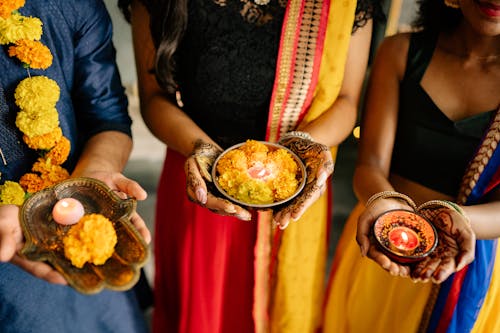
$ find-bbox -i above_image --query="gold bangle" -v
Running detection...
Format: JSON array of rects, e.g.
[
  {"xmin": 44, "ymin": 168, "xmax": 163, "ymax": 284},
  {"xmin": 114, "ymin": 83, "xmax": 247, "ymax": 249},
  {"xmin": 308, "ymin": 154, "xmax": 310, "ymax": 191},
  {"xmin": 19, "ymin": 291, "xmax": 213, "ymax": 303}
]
[
  {"xmin": 365, "ymin": 191, "xmax": 417, "ymax": 210},
  {"xmin": 417, "ymin": 200, "xmax": 471, "ymax": 226},
  {"xmin": 279, "ymin": 131, "xmax": 314, "ymax": 143}
]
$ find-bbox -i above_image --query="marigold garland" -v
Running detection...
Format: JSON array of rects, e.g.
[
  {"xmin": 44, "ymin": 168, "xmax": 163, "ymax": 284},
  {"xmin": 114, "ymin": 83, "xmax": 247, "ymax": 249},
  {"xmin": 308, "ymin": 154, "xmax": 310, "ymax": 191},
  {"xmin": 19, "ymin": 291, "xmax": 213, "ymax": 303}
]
[
  {"xmin": 0, "ymin": 13, "xmax": 42, "ymax": 44},
  {"xmin": 0, "ymin": 0, "xmax": 25, "ymax": 19},
  {"xmin": 8, "ymin": 39, "xmax": 53, "ymax": 69},
  {"xmin": 0, "ymin": 0, "xmax": 70, "ymax": 204}
]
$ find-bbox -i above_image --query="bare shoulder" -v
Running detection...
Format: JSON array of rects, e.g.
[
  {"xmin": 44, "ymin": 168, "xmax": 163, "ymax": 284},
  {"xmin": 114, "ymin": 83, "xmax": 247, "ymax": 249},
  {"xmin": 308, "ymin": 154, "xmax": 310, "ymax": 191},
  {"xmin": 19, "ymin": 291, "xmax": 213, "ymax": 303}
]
[{"xmin": 374, "ymin": 32, "xmax": 412, "ymax": 80}]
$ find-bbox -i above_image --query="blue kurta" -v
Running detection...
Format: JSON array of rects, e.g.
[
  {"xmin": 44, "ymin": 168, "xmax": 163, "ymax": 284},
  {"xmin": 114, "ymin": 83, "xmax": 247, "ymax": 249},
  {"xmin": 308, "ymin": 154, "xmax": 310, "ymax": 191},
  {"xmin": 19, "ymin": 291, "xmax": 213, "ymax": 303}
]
[{"xmin": 0, "ymin": 1, "xmax": 148, "ymax": 332}]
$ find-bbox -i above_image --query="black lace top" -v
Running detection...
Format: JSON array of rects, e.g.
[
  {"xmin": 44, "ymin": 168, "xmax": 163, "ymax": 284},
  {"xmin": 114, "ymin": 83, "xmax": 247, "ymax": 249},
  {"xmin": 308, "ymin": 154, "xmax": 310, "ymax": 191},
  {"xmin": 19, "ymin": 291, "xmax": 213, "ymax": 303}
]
[{"xmin": 172, "ymin": 0, "xmax": 380, "ymax": 148}]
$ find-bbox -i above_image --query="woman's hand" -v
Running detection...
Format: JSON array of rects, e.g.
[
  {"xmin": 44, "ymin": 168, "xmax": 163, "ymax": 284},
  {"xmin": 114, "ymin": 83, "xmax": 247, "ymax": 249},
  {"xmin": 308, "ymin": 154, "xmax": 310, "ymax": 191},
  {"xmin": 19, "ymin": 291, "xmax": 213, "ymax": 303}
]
[
  {"xmin": 412, "ymin": 206, "xmax": 475, "ymax": 283},
  {"xmin": 356, "ymin": 196, "xmax": 417, "ymax": 277},
  {"xmin": 0, "ymin": 204, "xmax": 67, "ymax": 284},
  {"xmin": 274, "ymin": 133, "xmax": 334, "ymax": 229},
  {"xmin": 185, "ymin": 140, "xmax": 252, "ymax": 221},
  {"xmin": 357, "ymin": 194, "xmax": 476, "ymax": 282}
]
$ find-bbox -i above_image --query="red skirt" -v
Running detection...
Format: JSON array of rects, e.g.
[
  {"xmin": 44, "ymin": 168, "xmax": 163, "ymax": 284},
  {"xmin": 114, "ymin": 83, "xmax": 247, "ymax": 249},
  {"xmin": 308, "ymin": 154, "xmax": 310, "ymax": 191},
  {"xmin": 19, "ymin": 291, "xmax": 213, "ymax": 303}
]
[{"xmin": 152, "ymin": 149, "xmax": 257, "ymax": 333}]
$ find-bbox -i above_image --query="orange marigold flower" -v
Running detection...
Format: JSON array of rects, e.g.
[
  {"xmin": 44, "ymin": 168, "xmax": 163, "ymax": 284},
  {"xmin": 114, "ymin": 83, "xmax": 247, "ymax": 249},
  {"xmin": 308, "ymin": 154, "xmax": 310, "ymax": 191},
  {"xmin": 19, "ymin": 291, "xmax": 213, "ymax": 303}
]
[
  {"xmin": 0, "ymin": 0, "xmax": 25, "ymax": 19},
  {"xmin": 32, "ymin": 158, "xmax": 70, "ymax": 184},
  {"xmin": 19, "ymin": 173, "xmax": 45, "ymax": 193},
  {"xmin": 8, "ymin": 39, "xmax": 53, "ymax": 69},
  {"xmin": 23, "ymin": 127, "xmax": 62, "ymax": 150},
  {"xmin": 45, "ymin": 135, "xmax": 70, "ymax": 165}
]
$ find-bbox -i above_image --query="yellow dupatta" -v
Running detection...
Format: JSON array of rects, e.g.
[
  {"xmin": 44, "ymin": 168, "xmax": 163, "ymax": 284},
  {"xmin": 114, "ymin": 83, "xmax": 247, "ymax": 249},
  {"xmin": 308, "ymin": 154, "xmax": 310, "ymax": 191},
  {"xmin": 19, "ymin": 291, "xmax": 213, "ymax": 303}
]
[{"xmin": 253, "ymin": 0, "xmax": 357, "ymax": 332}]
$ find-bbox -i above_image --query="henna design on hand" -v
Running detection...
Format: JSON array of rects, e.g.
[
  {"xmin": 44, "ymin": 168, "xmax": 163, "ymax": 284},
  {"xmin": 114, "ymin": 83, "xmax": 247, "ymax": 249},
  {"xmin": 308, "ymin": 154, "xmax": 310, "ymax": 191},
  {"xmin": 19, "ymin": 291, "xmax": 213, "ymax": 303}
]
[
  {"xmin": 412, "ymin": 208, "xmax": 469, "ymax": 282},
  {"xmin": 189, "ymin": 139, "xmax": 222, "ymax": 182}
]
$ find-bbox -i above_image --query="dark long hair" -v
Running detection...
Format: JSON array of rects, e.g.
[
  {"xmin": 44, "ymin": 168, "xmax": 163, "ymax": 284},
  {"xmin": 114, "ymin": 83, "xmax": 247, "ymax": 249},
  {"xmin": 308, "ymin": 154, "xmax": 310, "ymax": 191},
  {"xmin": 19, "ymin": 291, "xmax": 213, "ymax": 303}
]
[
  {"xmin": 119, "ymin": 0, "xmax": 381, "ymax": 94},
  {"xmin": 412, "ymin": 0, "xmax": 463, "ymax": 33},
  {"xmin": 119, "ymin": 0, "xmax": 187, "ymax": 94}
]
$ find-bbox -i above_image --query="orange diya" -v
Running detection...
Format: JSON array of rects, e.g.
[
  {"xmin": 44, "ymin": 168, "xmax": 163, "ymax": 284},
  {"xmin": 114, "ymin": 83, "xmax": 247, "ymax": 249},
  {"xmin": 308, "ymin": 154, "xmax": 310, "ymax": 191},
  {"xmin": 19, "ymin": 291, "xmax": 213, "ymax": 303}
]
[{"xmin": 373, "ymin": 209, "xmax": 438, "ymax": 264}]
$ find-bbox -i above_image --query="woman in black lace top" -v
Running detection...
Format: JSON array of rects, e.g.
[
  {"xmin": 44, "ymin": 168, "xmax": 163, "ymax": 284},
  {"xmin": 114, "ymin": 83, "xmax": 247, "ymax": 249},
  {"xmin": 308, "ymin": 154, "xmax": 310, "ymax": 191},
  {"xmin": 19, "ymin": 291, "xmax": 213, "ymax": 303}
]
[{"xmin": 119, "ymin": 0, "xmax": 379, "ymax": 332}]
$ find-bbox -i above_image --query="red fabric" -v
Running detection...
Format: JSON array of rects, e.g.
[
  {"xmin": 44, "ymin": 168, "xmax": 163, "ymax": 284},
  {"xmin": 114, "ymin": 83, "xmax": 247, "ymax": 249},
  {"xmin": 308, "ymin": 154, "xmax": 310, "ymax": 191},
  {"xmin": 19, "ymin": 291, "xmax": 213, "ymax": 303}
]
[
  {"xmin": 152, "ymin": 150, "xmax": 258, "ymax": 333},
  {"xmin": 484, "ymin": 166, "xmax": 500, "ymax": 195},
  {"xmin": 435, "ymin": 266, "xmax": 469, "ymax": 333}
]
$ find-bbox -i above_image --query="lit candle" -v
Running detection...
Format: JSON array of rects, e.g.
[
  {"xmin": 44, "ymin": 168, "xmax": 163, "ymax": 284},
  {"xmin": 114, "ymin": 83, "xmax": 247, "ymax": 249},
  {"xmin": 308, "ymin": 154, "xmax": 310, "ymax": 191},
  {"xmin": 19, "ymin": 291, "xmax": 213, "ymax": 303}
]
[
  {"xmin": 52, "ymin": 198, "xmax": 85, "ymax": 225},
  {"xmin": 247, "ymin": 161, "xmax": 272, "ymax": 179},
  {"xmin": 388, "ymin": 226, "xmax": 419, "ymax": 255}
]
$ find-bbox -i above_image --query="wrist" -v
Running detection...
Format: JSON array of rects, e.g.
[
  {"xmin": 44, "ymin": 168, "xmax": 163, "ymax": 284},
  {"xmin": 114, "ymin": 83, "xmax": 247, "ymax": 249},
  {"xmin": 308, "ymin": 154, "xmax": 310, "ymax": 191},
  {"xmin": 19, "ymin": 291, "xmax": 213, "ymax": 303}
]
[
  {"xmin": 417, "ymin": 200, "xmax": 471, "ymax": 227},
  {"xmin": 365, "ymin": 191, "xmax": 417, "ymax": 211}
]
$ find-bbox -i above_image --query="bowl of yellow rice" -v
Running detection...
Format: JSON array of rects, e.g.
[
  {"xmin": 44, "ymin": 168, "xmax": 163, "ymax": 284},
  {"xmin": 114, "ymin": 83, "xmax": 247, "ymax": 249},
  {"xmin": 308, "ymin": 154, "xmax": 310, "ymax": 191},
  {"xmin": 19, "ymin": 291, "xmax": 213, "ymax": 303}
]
[{"xmin": 212, "ymin": 140, "xmax": 306, "ymax": 209}]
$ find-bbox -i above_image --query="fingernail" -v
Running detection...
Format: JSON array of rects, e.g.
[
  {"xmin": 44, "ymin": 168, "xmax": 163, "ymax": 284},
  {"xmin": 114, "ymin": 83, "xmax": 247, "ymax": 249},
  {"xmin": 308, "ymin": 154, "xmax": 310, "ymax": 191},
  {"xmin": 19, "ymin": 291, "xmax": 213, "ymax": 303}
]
[
  {"xmin": 279, "ymin": 221, "xmax": 290, "ymax": 230},
  {"xmin": 224, "ymin": 205, "xmax": 236, "ymax": 214},
  {"xmin": 317, "ymin": 172, "xmax": 328, "ymax": 186},
  {"xmin": 196, "ymin": 188, "xmax": 207, "ymax": 204},
  {"xmin": 239, "ymin": 213, "xmax": 252, "ymax": 221}
]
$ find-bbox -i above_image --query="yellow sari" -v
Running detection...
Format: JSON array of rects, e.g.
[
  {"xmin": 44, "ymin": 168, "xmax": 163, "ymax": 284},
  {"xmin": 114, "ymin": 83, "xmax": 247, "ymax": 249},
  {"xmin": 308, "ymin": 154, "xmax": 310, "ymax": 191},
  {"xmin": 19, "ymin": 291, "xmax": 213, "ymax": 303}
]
[{"xmin": 252, "ymin": 0, "xmax": 357, "ymax": 332}]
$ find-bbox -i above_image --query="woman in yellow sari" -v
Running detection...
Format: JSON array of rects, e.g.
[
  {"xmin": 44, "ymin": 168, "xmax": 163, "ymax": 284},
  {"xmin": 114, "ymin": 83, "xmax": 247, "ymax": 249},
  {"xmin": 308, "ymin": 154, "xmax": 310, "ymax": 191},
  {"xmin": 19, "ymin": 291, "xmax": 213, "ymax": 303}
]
[
  {"xmin": 119, "ymin": 0, "xmax": 378, "ymax": 332},
  {"xmin": 323, "ymin": 0, "xmax": 500, "ymax": 331}
]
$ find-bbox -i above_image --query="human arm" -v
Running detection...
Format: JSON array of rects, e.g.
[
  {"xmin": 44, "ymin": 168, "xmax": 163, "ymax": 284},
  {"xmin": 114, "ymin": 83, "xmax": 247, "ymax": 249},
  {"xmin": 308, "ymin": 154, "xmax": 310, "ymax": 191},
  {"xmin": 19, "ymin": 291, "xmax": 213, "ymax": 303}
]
[
  {"xmin": 353, "ymin": 34, "xmax": 409, "ymax": 264},
  {"xmin": 273, "ymin": 19, "xmax": 373, "ymax": 228},
  {"xmin": 2, "ymin": 1, "xmax": 150, "ymax": 283},
  {"xmin": 129, "ymin": 0, "xmax": 252, "ymax": 220},
  {"xmin": 354, "ymin": 34, "xmax": 475, "ymax": 282}
]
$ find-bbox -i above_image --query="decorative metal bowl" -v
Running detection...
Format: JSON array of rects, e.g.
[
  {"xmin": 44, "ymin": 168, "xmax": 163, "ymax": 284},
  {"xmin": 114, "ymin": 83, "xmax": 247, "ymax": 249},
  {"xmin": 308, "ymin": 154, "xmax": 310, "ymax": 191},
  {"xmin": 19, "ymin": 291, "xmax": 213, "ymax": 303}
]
[
  {"xmin": 212, "ymin": 141, "xmax": 307, "ymax": 209},
  {"xmin": 372, "ymin": 209, "xmax": 438, "ymax": 264},
  {"xmin": 19, "ymin": 177, "xmax": 149, "ymax": 294}
]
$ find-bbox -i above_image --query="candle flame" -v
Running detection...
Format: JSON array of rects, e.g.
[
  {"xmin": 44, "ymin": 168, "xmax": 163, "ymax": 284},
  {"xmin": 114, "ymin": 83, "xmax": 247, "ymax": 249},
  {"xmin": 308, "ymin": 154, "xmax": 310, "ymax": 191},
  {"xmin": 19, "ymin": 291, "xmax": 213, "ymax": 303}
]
[
  {"xmin": 401, "ymin": 231, "xmax": 408, "ymax": 243},
  {"xmin": 61, "ymin": 200, "xmax": 70, "ymax": 208}
]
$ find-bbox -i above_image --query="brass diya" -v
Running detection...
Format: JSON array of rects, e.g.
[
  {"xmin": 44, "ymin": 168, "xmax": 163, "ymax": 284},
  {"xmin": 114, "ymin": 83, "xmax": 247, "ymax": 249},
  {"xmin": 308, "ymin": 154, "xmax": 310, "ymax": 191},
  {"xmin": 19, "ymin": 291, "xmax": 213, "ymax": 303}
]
[
  {"xmin": 20, "ymin": 177, "xmax": 149, "ymax": 294},
  {"xmin": 212, "ymin": 141, "xmax": 307, "ymax": 209},
  {"xmin": 372, "ymin": 209, "xmax": 438, "ymax": 264}
]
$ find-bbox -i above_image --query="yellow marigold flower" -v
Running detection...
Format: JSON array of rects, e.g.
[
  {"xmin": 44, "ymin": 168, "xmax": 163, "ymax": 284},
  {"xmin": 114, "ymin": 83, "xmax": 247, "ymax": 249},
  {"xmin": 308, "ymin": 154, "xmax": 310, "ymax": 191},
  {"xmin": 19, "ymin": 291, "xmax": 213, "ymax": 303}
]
[
  {"xmin": 23, "ymin": 127, "xmax": 62, "ymax": 150},
  {"xmin": 14, "ymin": 76, "xmax": 60, "ymax": 110},
  {"xmin": 8, "ymin": 39, "xmax": 53, "ymax": 69},
  {"xmin": 16, "ymin": 106, "xmax": 59, "ymax": 137},
  {"xmin": 45, "ymin": 135, "xmax": 70, "ymax": 165},
  {"xmin": 0, "ymin": 0, "xmax": 25, "ymax": 19},
  {"xmin": 19, "ymin": 173, "xmax": 45, "ymax": 193},
  {"xmin": 0, "ymin": 180, "xmax": 26, "ymax": 205},
  {"xmin": 0, "ymin": 14, "xmax": 42, "ymax": 44}
]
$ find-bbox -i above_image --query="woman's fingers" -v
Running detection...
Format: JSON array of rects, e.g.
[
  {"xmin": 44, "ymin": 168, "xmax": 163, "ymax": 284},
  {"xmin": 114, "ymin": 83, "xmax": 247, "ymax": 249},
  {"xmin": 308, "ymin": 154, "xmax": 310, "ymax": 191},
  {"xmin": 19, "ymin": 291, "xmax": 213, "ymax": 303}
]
[{"xmin": 185, "ymin": 157, "xmax": 208, "ymax": 205}]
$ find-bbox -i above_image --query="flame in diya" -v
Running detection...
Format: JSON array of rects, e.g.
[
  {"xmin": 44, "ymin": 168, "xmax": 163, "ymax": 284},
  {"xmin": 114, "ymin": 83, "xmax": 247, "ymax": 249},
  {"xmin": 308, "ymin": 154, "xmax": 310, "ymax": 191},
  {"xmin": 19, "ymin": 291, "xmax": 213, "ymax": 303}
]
[{"xmin": 373, "ymin": 209, "xmax": 438, "ymax": 264}]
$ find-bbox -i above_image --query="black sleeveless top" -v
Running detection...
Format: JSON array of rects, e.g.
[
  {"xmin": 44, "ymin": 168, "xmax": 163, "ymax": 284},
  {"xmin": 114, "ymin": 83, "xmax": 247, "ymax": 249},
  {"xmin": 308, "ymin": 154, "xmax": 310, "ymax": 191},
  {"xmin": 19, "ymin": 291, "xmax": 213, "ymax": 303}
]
[
  {"xmin": 174, "ymin": 0, "xmax": 286, "ymax": 149},
  {"xmin": 173, "ymin": 0, "xmax": 382, "ymax": 149},
  {"xmin": 390, "ymin": 32, "xmax": 495, "ymax": 197}
]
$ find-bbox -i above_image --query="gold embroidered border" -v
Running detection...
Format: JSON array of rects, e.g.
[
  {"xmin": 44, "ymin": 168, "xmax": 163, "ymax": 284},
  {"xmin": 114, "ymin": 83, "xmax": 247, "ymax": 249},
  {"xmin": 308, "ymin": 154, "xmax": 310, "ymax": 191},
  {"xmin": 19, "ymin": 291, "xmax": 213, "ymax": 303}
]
[
  {"xmin": 458, "ymin": 108, "xmax": 500, "ymax": 204},
  {"xmin": 267, "ymin": 0, "xmax": 325, "ymax": 142}
]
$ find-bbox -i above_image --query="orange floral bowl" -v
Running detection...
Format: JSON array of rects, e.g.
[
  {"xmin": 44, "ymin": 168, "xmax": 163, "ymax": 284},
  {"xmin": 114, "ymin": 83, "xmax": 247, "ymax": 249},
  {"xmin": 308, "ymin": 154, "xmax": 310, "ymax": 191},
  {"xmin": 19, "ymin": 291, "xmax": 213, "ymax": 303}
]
[
  {"xmin": 19, "ymin": 177, "xmax": 149, "ymax": 294},
  {"xmin": 372, "ymin": 209, "xmax": 438, "ymax": 264},
  {"xmin": 212, "ymin": 140, "xmax": 307, "ymax": 209}
]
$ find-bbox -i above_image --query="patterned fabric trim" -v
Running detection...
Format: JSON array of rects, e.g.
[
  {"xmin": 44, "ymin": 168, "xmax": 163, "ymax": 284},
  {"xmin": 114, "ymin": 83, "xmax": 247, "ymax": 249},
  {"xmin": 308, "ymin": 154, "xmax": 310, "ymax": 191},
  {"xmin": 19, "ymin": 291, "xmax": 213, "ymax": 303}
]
[
  {"xmin": 420, "ymin": 107, "xmax": 500, "ymax": 332},
  {"xmin": 458, "ymin": 108, "xmax": 500, "ymax": 204},
  {"xmin": 266, "ymin": 0, "xmax": 330, "ymax": 142}
]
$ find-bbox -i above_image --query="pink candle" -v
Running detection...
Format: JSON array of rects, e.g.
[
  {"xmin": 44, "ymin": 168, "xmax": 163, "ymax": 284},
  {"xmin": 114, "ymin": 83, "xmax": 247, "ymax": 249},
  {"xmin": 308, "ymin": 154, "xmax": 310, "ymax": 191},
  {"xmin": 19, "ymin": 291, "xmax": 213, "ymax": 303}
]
[
  {"xmin": 388, "ymin": 226, "xmax": 419, "ymax": 254},
  {"xmin": 52, "ymin": 198, "xmax": 85, "ymax": 225}
]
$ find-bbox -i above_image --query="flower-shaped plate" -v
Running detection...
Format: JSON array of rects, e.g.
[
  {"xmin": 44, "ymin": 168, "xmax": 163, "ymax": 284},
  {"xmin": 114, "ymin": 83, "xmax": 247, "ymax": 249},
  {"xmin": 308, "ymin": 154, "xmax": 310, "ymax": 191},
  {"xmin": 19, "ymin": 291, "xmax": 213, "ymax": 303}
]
[
  {"xmin": 19, "ymin": 177, "xmax": 149, "ymax": 294},
  {"xmin": 212, "ymin": 141, "xmax": 307, "ymax": 209}
]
